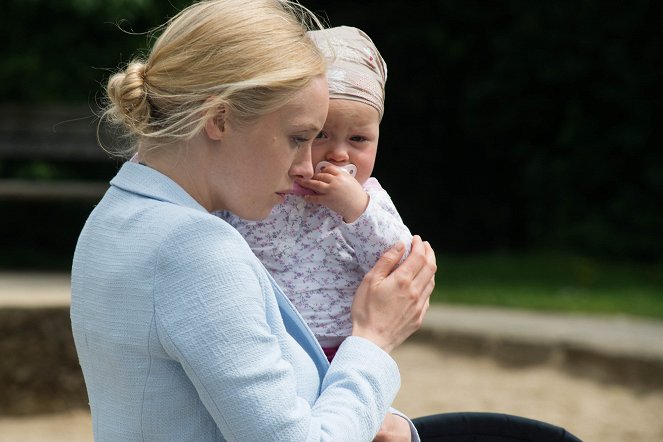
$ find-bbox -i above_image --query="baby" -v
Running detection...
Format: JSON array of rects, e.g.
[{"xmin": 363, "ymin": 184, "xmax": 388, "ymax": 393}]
[{"xmin": 217, "ymin": 26, "xmax": 412, "ymax": 361}]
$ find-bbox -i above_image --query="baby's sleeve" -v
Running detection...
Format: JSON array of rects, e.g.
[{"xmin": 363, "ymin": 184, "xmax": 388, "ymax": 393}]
[{"xmin": 340, "ymin": 178, "xmax": 413, "ymax": 273}]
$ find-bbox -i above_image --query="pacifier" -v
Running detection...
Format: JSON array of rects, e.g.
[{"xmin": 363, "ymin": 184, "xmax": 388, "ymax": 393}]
[{"xmin": 315, "ymin": 161, "xmax": 357, "ymax": 177}]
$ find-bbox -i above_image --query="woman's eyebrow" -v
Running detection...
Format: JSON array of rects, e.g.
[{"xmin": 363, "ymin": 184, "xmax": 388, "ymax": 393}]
[{"xmin": 292, "ymin": 124, "xmax": 323, "ymax": 134}]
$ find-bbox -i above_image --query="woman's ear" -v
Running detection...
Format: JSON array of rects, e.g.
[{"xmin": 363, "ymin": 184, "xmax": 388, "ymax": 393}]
[{"xmin": 204, "ymin": 105, "xmax": 226, "ymax": 141}]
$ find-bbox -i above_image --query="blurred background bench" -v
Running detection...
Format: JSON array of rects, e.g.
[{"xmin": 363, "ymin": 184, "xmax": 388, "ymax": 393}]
[{"xmin": 0, "ymin": 105, "xmax": 117, "ymax": 201}]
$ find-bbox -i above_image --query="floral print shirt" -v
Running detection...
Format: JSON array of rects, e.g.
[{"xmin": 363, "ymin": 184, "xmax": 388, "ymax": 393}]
[{"xmin": 215, "ymin": 178, "xmax": 412, "ymax": 347}]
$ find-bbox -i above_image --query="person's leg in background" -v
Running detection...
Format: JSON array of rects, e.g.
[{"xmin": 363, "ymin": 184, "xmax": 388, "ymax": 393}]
[{"xmin": 412, "ymin": 412, "xmax": 583, "ymax": 441}]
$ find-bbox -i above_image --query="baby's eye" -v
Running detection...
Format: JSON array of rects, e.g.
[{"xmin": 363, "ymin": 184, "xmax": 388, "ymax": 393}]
[
  {"xmin": 350, "ymin": 135, "xmax": 367, "ymax": 142},
  {"xmin": 315, "ymin": 131, "xmax": 328, "ymax": 139}
]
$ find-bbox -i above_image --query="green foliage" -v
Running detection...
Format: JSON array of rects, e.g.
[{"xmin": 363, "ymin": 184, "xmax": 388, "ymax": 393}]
[
  {"xmin": 308, "ymin": 0, "xmax": 663, "ymax": 260},
  {"xmin": 434, "ymin": 252, "xmax": 663, "ymax": 318},
  {"xmin": 0, "ymin": 199, "xmax": 95, "ymax": 270},
  {"xmin": 1, "ymin": 0, "xmax": 662, "ymax": 260},
  {"xmin": 0, "ymin": 0, "xmax": 191, "ymax": 103}
]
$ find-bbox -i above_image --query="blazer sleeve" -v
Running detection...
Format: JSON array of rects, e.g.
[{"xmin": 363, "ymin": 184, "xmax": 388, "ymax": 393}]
[{"xmin": 151, "ymin": 215, "xmax": 401, "ymax": 441}]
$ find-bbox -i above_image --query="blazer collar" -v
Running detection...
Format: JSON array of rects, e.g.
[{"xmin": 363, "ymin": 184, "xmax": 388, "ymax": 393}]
[{"xmin": 110, "ymin": 162, "xmax": 208, "ymax": 214}]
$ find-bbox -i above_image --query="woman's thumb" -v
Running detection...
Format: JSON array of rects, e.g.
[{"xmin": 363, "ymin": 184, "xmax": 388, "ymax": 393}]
[{"xmin": 371, "ymin": 242, "xmax": 406, "ymax": 278}]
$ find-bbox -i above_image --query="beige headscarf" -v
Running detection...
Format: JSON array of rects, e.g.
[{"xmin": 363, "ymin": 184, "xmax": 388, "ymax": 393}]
[{"xmin": 308, "ymin": 26, "xmax": 388, "ymax": 121}]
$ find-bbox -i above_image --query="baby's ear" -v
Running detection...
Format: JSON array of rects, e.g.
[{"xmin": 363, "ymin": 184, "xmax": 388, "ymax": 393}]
[{"xmin": 204, "ymin": 103, "xmax": 226, "ymax": 141}]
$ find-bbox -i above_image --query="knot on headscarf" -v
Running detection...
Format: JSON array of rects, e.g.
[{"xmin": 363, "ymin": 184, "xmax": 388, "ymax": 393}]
[{"xmin": 308, "ymin": 26, "xmax": 388, "ymax": 121}]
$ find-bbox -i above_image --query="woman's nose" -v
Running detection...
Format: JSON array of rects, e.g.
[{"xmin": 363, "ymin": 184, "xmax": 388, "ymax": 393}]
[{"xmin": 289, "ymin": 145, "xmax": 314, "ymax": 179}]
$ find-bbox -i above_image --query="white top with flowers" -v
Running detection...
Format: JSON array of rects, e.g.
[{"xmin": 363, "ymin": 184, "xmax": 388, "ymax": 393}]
[{"xmin": 215, "ymin": 178, "xmax": 412, "ymax": 347}]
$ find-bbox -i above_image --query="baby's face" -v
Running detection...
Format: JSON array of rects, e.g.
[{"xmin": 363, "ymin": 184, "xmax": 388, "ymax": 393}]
[{"xmin": 311, "ymin": 99, "xmax": 380, "ymax": 185}]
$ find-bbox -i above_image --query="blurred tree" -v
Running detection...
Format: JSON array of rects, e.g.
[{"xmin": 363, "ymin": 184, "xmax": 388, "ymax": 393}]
[
  {"xmin": 0, "ymin": 0, "xmax": 190, "ymax": 103},
  {"xmin": 308, "ymin": 0, "xmax": 663, "ymax": 259},
  {"xmin": 1, "ymin": 0, "xmax": 661, "ymax": 262}
]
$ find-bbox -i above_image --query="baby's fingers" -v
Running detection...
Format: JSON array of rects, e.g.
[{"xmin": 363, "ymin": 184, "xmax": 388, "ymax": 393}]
[{"xmin": 299, "ymin": 178, "xmax": 329, "ymax": 192}]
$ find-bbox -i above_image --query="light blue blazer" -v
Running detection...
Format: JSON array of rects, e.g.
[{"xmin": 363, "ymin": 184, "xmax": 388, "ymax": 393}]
[{"xmin": 71, "ymin": 162, "xmax": 416, "ymax": 441}]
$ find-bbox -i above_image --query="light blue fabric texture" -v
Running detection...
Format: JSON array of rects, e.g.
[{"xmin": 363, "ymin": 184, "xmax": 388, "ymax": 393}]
[{"xmin": 70, "ymin": 162, "xmax": 408, "ymax": 441}]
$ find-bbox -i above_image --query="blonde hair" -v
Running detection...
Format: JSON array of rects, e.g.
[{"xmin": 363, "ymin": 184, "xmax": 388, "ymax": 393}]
[{"xmin": 102, "ymin": 0, "xmax": 326, "ymax": 154}]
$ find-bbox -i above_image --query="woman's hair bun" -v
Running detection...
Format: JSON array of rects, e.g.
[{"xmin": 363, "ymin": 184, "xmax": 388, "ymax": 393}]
[{"xmin": 105, "ymin": 61, "xmax": 151, "ymax": 133}]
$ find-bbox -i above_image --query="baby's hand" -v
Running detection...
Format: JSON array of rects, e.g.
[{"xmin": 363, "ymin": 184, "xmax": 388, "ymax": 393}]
[{"xmin": 298, "ymin": 165, "xmax": 369, "ymax": 223}]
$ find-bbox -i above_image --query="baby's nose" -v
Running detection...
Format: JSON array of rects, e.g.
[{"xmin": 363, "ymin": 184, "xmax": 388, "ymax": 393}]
[{"xmin": 326, "ymin": 146, "xmax": 349, "ymax": 162}]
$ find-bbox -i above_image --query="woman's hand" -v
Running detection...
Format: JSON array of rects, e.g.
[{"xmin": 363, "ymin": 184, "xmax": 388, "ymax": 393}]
[
  {"xmin": 351, "ymin": 235, "xmax": 436, "ymax": 353},
  {"xmin": 373, "ymin": 413, "xmax": 412, "ymax": 442}
]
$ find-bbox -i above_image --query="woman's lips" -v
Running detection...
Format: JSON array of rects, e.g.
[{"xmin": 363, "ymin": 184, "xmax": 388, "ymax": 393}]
[
  {"xmin": 288, "ymin": 182, "xmax": 316, "ymax": 195},
  {"xmin": 276, "ymin": 182, "xmax": 315, "ymax": 196}
]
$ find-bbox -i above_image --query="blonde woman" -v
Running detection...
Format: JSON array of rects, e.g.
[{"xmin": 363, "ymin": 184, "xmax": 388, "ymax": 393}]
[{"xmin": 70, "ymin": 1, "xmax": 436, "ymax": 441}]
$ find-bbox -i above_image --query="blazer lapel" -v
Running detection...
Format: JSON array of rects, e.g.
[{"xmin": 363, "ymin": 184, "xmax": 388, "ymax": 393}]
[{"xmin": 272, "ymin": 281, "xmax": 329, "ymax": 382}]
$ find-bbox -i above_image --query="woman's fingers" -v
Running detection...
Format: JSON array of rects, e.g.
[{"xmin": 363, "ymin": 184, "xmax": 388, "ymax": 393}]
[
  {"xmin": 390, "ymin": 236, "xmax": 436, "ymax": 293},
  {"xmin": 394, "ymin": 239, "xmax": 436, "ymax": 321},
  {"xmin": 390, "ymin": 235, "xmax": 424, "ymax": 279},
  {"xmin": 351, "ymin": 235, "xmax": 437, "ymax": 354},
  {"xmin": 368, "ymin": 241, "xmax": 407, "ymax": 280},
  {"xmin": 411, "ymin": 241, "xmax": 437, "ymax": 294}
]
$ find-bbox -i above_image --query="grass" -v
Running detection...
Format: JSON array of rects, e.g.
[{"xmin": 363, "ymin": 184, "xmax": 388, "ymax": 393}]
[
  {"xmin": 2, "ymin": 247, "xmax": 662, "ymax": 319},
  {"xmin": 432, "ymin": 251, "xmax": 663, "ymax": 319}
]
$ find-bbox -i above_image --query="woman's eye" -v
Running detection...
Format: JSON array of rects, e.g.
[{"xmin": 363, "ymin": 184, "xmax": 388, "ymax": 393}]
[{"xmin": 292, "ymin": 137, "xmax": 308, "ymax": 148}]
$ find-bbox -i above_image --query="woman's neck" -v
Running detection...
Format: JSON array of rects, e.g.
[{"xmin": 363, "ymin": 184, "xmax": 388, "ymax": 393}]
[{"xmin": 140, "ymin": 136, "xmax": 215, "ymax": 212}]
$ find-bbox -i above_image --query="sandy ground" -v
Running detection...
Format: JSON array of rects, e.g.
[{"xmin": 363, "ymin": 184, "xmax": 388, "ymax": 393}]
[
  {"xmin": 1, "ymin": 340, "xmax": 662, "ymax": 442},
  {"xmin": 391, "ymin": 341, "xmax": 663, "ymax": 442}
]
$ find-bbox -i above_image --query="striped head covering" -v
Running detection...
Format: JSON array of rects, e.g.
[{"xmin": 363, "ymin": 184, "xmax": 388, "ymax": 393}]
[{"xmin": 308, "ymin": 26, "xmax": 388, "ymax": 121}]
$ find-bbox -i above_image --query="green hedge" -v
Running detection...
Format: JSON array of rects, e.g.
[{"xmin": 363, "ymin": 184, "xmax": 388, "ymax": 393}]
[
  {"xmin": 308, "ymin": 0, "xmax": 663, "ymax": 259},
  {"xmin": 1, "ymin": 0, "xmax": 661, "ymax": 261},
  {"xmin": 0, "ymin": 0, "xmax": 191, "ymax": 103}
]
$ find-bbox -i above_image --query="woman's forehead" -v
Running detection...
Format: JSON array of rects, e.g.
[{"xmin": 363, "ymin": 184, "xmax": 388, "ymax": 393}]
[{"xmin": 276, "ymin": 77, "xmax": 329, "ymax": 130}]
